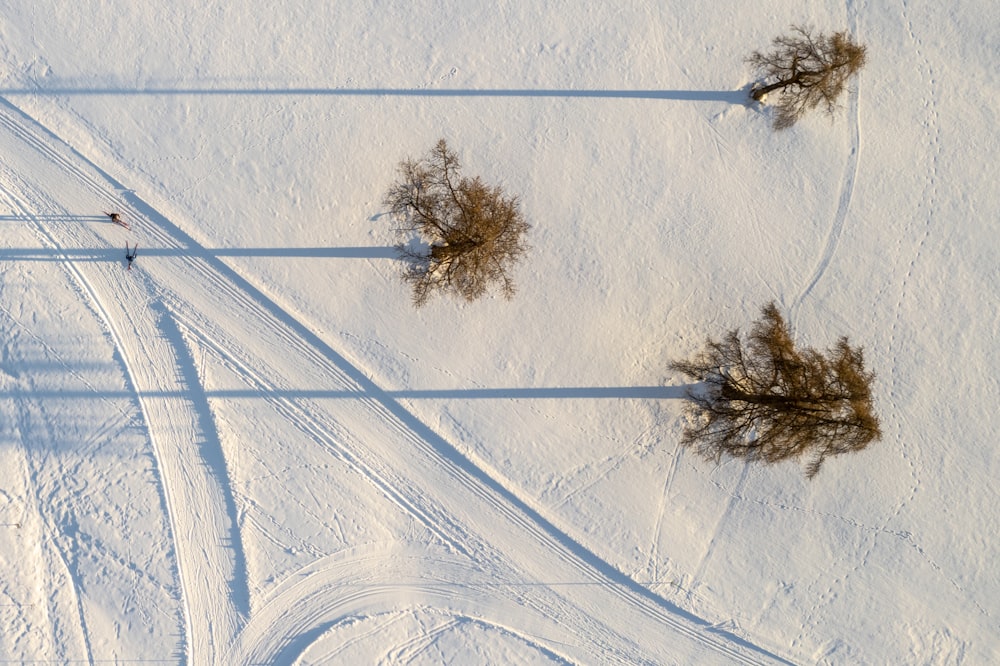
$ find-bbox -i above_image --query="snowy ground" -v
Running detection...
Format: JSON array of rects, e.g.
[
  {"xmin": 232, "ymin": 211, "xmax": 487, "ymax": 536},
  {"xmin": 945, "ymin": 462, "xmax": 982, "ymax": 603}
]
[{"xmin": 1, "ymin": 1, "xmax": 998, "ymax": 664}]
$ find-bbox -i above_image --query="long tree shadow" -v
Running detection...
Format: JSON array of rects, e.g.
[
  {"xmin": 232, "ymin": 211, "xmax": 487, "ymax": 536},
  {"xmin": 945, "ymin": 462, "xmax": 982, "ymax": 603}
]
[
  {"xmin": 0, "ymin": 214, "xmax": 108, "ymax": 223},
  {"xmin": 0, "ymin": 246, "xmax": 398, "ymax": 262},
  {"xmin": 1, "ymin": 86, "xmax": 747, "ymax": 104},
  {"xmin": 1, "ymin": 384, "xmax": 695, "ymax": 401}
]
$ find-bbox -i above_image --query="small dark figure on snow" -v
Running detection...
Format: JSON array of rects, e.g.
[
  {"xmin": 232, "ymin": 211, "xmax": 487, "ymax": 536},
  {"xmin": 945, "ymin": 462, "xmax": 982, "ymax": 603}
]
[
  {"xmin": 105, "ymin": 211, "xmax": 129, "ymax": 229},
  {"xmin": 125, "ymin": 243, "xmax": 138, "ymax": 271}
]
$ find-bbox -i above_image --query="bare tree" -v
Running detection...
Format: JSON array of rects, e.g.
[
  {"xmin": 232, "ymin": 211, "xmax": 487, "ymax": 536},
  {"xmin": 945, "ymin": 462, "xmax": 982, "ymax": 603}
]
[
  {"xmin": 748, "ymin": 26, "xmax": 867, "ymax": 129},
  {"xmin": 670, "ymin": 302, "xmax": 881, "ymax": 478},
  {"xmin": 383, "ymin": 139, "xmax": 530, "ymax": 306}
]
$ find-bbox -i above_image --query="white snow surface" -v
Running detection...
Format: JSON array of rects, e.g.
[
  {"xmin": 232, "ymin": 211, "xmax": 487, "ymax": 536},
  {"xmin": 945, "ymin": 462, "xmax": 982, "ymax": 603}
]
[{"xmin": 0, "ymin": 1, "xmax": 998, "ymax": 664}]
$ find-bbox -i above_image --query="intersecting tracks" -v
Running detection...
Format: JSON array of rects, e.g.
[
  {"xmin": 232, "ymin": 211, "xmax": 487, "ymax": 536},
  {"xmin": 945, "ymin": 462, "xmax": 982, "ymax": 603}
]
[{"xmin": 0, "ymin": 98, "xmax": 790, "ymax": 664}]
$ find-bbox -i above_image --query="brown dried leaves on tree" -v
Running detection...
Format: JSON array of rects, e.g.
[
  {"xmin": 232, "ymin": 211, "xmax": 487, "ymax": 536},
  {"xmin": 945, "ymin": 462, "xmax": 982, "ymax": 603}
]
[
  {"xmin": 384, "ymin": 139, "xmax": 530, "ymax": 306},
  {"xmin": 671, "ymin": 302, "xmax": 881, "ymax": 478},
  {"xmin": 748, "ymin": 26, "xmax": 867, "ymax": 129}
]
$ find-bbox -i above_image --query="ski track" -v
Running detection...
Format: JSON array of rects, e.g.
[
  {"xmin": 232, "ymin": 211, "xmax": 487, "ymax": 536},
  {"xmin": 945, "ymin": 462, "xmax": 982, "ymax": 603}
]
[
  {"xmin": 166, "ymin": 282, "xmax": 660, "ymax": 664},
  {"xmin": 688, "ymin": 462, "xmax": 752, "ymax": 607},
  {"xmin": 646, "ymin": 441, "xmax": 683, "ymax": 586},
  {"xmin": 0, "ymin": 98, "xmax": 251, "ymax": 663},
  {"xmin": 154, "ymin": 305, "xmax": 251, "ymax": 620},
  {"xmin": 2, "ymin": 180, "xmax": 102, "ymax": 665},
  {"xmin": 226, "ymin": 544, "xmax": 586, "ymax": 665},
  {"xmin": 789, "ymin": 11, "xmax": 862, "ymax": 326},
  {"xmin": 0, "ymin": 97, "xmax": 793, "ymax": 664},
  {"xmin": 4, "ymin": 163, "xmax": 190, "ymax": 660}
]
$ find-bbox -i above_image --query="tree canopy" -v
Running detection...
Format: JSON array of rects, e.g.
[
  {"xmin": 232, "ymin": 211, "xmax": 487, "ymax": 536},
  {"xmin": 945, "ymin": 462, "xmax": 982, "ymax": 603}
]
[
  {"xmin": 671, "ymin": 302, "xmax": 881, "ymax": 477},
  {"xmin": 748, "ymin": 27, "xmax": 867, "ymax": 129},
  {"xmin": 384, "ymin": 139, "xmax": 530, "ymax": 306}
]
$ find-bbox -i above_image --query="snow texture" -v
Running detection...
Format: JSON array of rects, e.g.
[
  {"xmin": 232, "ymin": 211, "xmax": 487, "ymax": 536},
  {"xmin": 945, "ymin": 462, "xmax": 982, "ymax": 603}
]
[{"xmin": 0, "ymin": 1, "xmax": 997, "ymax": 664}]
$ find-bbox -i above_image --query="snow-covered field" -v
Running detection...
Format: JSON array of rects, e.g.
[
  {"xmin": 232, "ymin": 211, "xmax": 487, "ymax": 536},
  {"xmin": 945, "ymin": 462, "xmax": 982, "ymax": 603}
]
[{"xmin": 1, "ymin": 1, "xmax": 997, "ymax": 663}]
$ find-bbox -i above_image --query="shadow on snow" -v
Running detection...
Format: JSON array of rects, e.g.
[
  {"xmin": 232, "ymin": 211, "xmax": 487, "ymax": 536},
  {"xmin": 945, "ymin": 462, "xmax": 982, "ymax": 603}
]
[
  {"xmin": 1, "ymin": 385, "xmax": 694, "ymax": 401},
  {"xmin": 154, "ymin": 304, "xmax": 251, "ymax": 619},
  {"xmin": 0, "ymin": 246, "xmax": 399, "ymax": 261},
  {"xmin": 0, "ymin": 86, "xmax": 747, "ymax": 104}
]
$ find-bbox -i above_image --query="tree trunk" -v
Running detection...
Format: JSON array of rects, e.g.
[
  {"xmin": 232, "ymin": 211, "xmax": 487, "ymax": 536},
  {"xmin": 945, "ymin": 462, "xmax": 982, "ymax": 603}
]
[
  {"xmin": 430, "ymin": 239, "xmax": 477, "ymax": 261},
  {"xmin": 721, "ymin": 382, "xmax": 821, "ymax": 412},
  {"xmin": 752, "ymin": 69, "xmax": 821, "ymax": 100},
  {"xmin": 751, "ymin": 78, "xmax": 791, "ymax": 100}
]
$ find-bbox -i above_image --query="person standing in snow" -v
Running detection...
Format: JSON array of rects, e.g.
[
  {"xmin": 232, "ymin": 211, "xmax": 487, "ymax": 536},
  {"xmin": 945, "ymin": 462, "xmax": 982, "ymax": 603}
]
[{"xmin": 125, "ymin": 243, "xmax": 138, "ymax": 270}]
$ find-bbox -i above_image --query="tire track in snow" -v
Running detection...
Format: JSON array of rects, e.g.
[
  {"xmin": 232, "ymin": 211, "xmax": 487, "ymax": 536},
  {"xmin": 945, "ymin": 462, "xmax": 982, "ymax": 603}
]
[{"xmin": 0, "ymin": 99, "xmax": 788, "ymax": 665}]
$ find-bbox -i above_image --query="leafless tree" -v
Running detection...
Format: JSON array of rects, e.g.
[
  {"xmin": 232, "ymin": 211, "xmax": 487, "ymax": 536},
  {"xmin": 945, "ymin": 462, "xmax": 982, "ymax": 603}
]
[
  {"xmin": 748, "ymin": 26, "xmax": 867, "ymax": 129},
  {"xmin": 670, "ymin": 302, "xmax": 881, "ymax": 478},
  {"xmin": 383, "ymin": 139, "xmax": 530, "ymax": 306}
]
